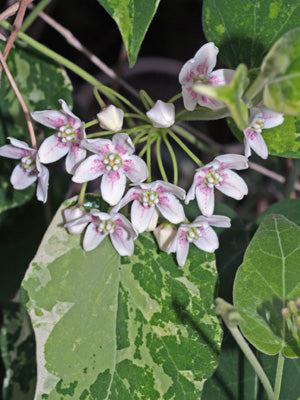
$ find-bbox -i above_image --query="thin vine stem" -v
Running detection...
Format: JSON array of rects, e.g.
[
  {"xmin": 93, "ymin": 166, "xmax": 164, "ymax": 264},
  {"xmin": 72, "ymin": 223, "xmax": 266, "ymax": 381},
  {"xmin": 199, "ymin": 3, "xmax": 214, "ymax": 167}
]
[
  {"xmin": 21, "ymin": 0, "xmax": 52, "ymax": 32},
  {"xmin": 133, "ymin": 131, "xmax": 148, "ymax": 145},
  {"xmin": 164, "ymin": 135, "xmax": 178, "ymax": 185},
  {"xmin": 93, "ymin": 87, "xmax": 106, "ymax": 108},
  {"xmin": 124, "ymin": 113, "xmax": 150, "ymax": 123},
  {"xmin": 85, "ymin": 119, "xmax": 99, "ymax": 129},
  {"xmin": 167, "ymin": 129, "xmax": 203, "ymax": 167},
  {"xmin": 168, "ymin": 92, "xmax": 182, "ymax": 103},
  {"xmin": 172, "ymin": 124, "xmax": 218, "ymax": 156},
  {"xmin": 139, "ymin": 89, "xmax": 154, "ymax": 110},
  {"xmin": 146, "ymin": 133, "xmax": 153, "ymax": 182},
  {"xmin": 274, "ymin": 350, "xmax": 285, "ymax": 400},
  {"xmin": 156, "ymin": 137, "xmax": 168, "ymax": 182}
]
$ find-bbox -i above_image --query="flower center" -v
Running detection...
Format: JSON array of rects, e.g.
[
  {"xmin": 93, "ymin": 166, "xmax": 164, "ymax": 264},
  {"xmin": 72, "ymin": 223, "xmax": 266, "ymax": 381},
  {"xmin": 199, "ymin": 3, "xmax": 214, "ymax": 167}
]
[
  {"xmin": 251, "ymin": 115, "xmax": 265, "ymax": 133},
  {"xmin": 98, "ymin": 219, "xmax": 115, "ymax": 234},
  {"xmin": 57, "ymin": 124, "xmax": 76, "ymax": 143},
  {"xmin": 194, "ymin": 74, "xmax": 210, "ymax": 85},
  {"xmin": 140, "ymin": 190, "xmax": 159, "ymax": 207},
  {"xmin": 204, "ymin": 169, "xmax": 223, "ymax": 188},
  {"xmin": 21, "ymin": 156, "xmax": 36, "ymax": 173},
  {"xmin": 186, "ymin": 227, "xmax": 202, "ymax": 243},
  {"xmin": 103, "ymin": 152, "xmax": 122, "ymax": 171}
]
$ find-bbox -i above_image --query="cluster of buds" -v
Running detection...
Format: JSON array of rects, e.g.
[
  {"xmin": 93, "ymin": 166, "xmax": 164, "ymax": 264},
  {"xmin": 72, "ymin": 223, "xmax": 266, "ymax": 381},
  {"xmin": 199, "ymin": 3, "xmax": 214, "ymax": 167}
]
[{"xmin": 282, "ymin": 298, "xmax": 300, "ymax": 343}]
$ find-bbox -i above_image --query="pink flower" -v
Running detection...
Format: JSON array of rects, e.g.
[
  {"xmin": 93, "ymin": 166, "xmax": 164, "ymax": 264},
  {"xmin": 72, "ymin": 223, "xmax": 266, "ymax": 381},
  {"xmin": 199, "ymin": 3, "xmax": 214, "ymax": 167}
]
[
  {"xmin": 31, "ymin": 99, "xmax": 86, "ymax": 174},
  {"xmin": 0, "ymin": 137, "xmax": 49, "ymax": 203},
  {"xmin": 179, "ymin": 42, "xmax": 234, "ymax": 111},
  {"xmin": 72, "ymin": 133, "xmax": 148, "ymax": 206},
  {"xmin": 243, "ymin": 105, "xmax": 284, "ymax": 159},
  {"xmin": 186, "ymin": 154, "xmax": 248, "ymax": 217},
  {"xmin": 112, "ymin": 180, "xmax": 186, "ymax": 233},
  {"xmin": 146, "ymin": 100, "xmax": 175, "ymax": 128},
  {"xmin": 65, "ymin": 209, "xmax": 137, "ymax": 256},
  {"xmin": 168, "ymin": 215, "xmax": 231, "ymax": 267}
]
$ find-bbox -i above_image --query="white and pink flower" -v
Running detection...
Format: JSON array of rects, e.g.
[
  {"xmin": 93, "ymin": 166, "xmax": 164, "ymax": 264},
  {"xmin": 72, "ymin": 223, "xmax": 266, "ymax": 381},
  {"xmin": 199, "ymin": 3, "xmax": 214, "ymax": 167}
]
[
  {"xmin": 112, "ymin": 180, "xmax": 186, "ymax": 233},
  {"xmin": 0, "ymin": 137, "xmax": 49, "ymax": 203},
  {"xmin": 168, "ymin": 215, "xmax": 231, "ymax": 267},
  {"xmin": 179, "ymin": 42, "xmax": 234, "ymax": 111},
  {"xmin": 72, "ymin": 133, "xmax": 148, "ymax": 206},
  {"xmin": 146, "ymin": 100, "xmax": 175, "ymax": 128},
  {"xmin": 186, "ymin": 154, "xmax": 248, "ymax": 217},
  {"xmin": 31, "ymin": 99, "xmax": 86, "ymax": 174},
  {"xmin": 65, "ymin": 209, "xmax": 137, "ymax": 256},
  {"xmin": 243, "ymin": 105, "xmax": 284, "ymax": 159}
]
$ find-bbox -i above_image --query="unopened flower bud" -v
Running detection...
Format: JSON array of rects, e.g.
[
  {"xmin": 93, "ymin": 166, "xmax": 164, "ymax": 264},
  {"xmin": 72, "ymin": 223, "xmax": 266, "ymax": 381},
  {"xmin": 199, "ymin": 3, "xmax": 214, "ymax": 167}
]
[
  {"xmin": 281, "ymin": 307, "xmax": 291, "ymax": 320},
  {"xmin": 64, "ymin": 206, "xmax": 87, "ymax": 235},
  {"xmin": 146, "ymin": 100, "xmax": 175, "ymax": 128},
  {"xmin": 153, "ymin": 222, "xmax": 177, "ymax": 252},
  {"xmin": 97, "ymin": 105, "xmax": 124, "ymax": 132},
  {"xmin": 287, "ymin": 300, "xmax": 298, "ymax": 316}
]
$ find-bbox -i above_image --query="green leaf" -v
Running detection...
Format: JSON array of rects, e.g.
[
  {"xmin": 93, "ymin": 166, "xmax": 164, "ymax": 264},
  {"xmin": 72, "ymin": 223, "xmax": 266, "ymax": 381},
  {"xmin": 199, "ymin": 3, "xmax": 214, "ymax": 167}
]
[
  {"xmin": 227, "ymin": 115, "xmax": 300, "ymax": 158},
  {"xmin": 22, "ymin": 197, "xmax": 222, "ymax": 399},
  {"xmin": 257, "ymin": 199, "xmax": 300, "ymax": 226},
  {"xmin": 262, "ymin": 28, "xmax": 300, "ymax": 115},
  {"xmin": 0, "ymin": 178, "xmax": 34, "ymax": 214},
  {"xmin": 202, "ymin": 0, "xmax": 300, "ymax": 69},
  {"xmin": 0, "ymin": 292, "xmax": 36, "ymax": 400},
  {"xmin": 0, "ymin": 42, "xmax": 73, "ymax": 143},
  {"xmin": 233, "ymin": 214, "xmax": 300, "ymax": 357},
  {"xmin": 97, "ymin": 0, "xmax": 160, "ymax": 67}
]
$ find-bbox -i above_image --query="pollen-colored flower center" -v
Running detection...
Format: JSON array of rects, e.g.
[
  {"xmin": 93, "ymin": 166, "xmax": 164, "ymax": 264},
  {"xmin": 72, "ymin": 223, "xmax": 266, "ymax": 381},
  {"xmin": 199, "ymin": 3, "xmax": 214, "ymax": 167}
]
[
  {"xmin": 186, "ymin": 227, "xmax": 202, "ymax": 242},
  {"xmin": 21, "ymin": 156, "xmax": 36, "ymax": 173},
  {"xmin": 194, "ymin": 74, "xmax": 210, "ymax": 85},
  {"xmin": 98, "ymin": 219, "xmax": 115, "ymax": 234},
  {"xmin": 103, "ymin": 153, "xmax": 122, "ymax": 171},
  {"xmin": 140, "ymin": 190, "xmax": 159, "ymax": 207},
  {"xmin": 204, "ymin": 169, "xmax": 223, "ymax": 188},
  {"xmin": 251, "ymin": 115, "xmax": 265, "ymax": 133},
  {"xmin": 57, "ymin": 124, "xmax": 76, "ymax": 143}
]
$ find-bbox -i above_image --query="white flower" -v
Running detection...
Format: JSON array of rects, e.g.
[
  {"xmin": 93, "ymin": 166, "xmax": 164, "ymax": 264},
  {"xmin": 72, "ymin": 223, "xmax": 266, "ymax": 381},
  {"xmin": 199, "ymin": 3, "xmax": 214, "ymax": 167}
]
[
  {"xmin": 64, "ymin": 206, "xmax": 88, "ymax": 235},
  {"xmin": 0, "ymin": 137, "xmax": 49, "ymax": 203},
  {"xmin": 179, "ymin": 42, "xmax": 234, "ymax": 111},
  {"xmin": 31, "ymin": 99, "xmax": 86, "ymax": 174},
  {"xmin": 72, "ymin": 133, "xmax": 148, "ymax": 206},
  {"xmin": 97, "ymin": 105, "xmax": 124, "ymax": 132},
  {"xmin": 186, "ymin": 154, "xmax": 248, "ymax": 217},
  {"xmin": 146, "ymin": 100, "xmax": 175, "ymax": 128},
  {"xmin": 112, "ymin": 180, "xmax": 186, "ymax": 233},
  {"xmin": 243, "ymin": 104, "xmax": 284, "ymax": 159},
  {"xmin": 153, "ymin": 222, "xmax": 177, "ymax": 252},
  {"xmin": 65, "ymin": 209, "xmax": 137, "ymax": 256},
  {"xmin": 168, "ymin": 215, "xmax": 231, "ymax": 267}
]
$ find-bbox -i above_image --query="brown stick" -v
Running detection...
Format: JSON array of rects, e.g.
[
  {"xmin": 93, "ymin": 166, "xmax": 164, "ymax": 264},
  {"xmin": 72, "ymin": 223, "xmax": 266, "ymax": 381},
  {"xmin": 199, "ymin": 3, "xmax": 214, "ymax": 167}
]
[
  {"xmin": 0, "ymin": 0, "xmax": 33, "ymax": 22},
  {"xmin": 0, "ymin": 49, "xmax": 37, "ymax": 149}
]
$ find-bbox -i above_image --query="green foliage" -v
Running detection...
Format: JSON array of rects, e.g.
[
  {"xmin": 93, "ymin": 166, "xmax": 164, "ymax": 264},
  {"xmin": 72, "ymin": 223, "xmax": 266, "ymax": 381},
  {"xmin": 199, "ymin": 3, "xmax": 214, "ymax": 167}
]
[
  {"xmin": 257, "ymin": 199, "xmax": 300, "ymax": 226},
  {"xmin": 0, "ymin": 178, "xmax": 34, "ymax": 215},
  {"xmin": 22, "ymin": 197, "xmax": 222, "ymax": 399},
  {"xmin": 202, "ymin": 0, "xmax": 300, "ymax": 69},
  {"xmin": 176, "ymin": 107, "xmax": 229, "ymax": 122},
  {"xmin": 234, "ymin": 214, "xmax": 300, "ymax": 357},
  {"xmin": 97, "ymin": 0, "xmax": 160, "ymax": 67}
]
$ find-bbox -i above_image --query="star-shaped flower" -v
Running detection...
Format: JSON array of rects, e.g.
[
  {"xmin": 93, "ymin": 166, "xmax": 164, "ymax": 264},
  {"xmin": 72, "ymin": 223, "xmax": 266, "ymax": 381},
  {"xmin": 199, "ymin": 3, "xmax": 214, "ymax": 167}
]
[
  {"xmin": 31, "ymin": 99, "xmax": 86, "ymax": 174},
  {"xmin": 0, "ymin": 137, "xmax": 49, "ymax": 203},
  {"xmin": 179, "ymin": 42, "xmax": 234, "ymax": 111},
  {"xmin": 73, "ymin": 133, "xmax": 148, "ymax": 206},
  {"xmin": 243, "ymin": 104, "xmax": 284, "ymax": 159},
  {"xmin": 185, "ymin": 154, "xmax": 248, "ymax": 217},
  {"xmin": 112, "ymin": 180, "xmax": 186, "ymax": 233},
  {"xmin": 168, "ymin": 215, "xmax": 231, "ymax": 267}
]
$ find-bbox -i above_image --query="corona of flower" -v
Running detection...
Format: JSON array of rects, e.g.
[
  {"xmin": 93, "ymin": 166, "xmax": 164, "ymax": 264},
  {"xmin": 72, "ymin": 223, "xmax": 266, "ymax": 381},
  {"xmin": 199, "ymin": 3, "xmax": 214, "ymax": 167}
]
[
  {"xmin": 179, "ymin": 42, "xmax": 234, "ymax": 111},
  {"xmin": 73, "ymin": 133, "xmax": 148, "ymax": 206},
  {"xmin": 168, "ymin": 215, "xmax": 231, "ymax": 267},
  {"xmin": 186, "ymin": 154, "xmax": 248, "ymax": 216},
  {"xmin": 31, "ymin": 99, "xmax": 86, "ymax": 174},
  {"xmin": 0, "ymin": 137, "xmax": 49, "ymax": 203}
]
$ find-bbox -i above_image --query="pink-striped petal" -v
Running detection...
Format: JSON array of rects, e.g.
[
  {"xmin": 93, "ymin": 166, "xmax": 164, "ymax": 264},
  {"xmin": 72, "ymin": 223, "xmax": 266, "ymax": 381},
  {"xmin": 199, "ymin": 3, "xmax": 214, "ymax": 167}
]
[
  {"xmin": 101, "ymin": 170, "xmax": 126, "ymax": 205},
  {"xmin": 179, "ymin": 59, "xmax": 195, "ymax": 85},
  {"xmin": 197, "ymin": 95, "xmax": 224, "ymax": 110},
  {"xmin": 81, "ymin": 138, "xmax": 112, "ymax": 156},
  {"xmin": 193, "ymin": 42, "xmax": 218, "ymax": 76},
  {"xmin": 111, "ymin": 187, "xmax": 141, "ymax": 213},
  {"xmin": 215, "ymin": 154, "xmax": 249, "ymax": 171},
  {"xmin": 31, "ymin": 110, "xmax": 67, "ymax": 129},
  {"xmin": 59, "ymin": 99, "xmax": 81, "ymax": 123},
  {"xmin": 131, "ymin": 200, "xmax": 156, "ymax": 233},
  {"xmin": 195, "ymin": 184, "xmax": 215, "ymax": 217},
  {"xmin": 112, "ymin": 132, "xmax": 135, "ymax": 156},
  {"xmin": 10, "ymin": 164, "xmax": 37, "ymax": 190},
  {"xmin": 157, "ymin": 193, "xmax": 185, "ymax": 224},
  {"xmin": 122, "ymin": 155, "xmax": 148, "ymax": 183},
  {"xmin": 38, "ymin": 134, "xmax": 69, "ymax": 164},
  {"xmin": 194, "ymin": 226, "xmax": 219, "ymax": 252},
  {"xmin": 83, "ymin": 223, "xmax": 107, "ymax": 251},
  {"xmin": 182, "ymin": 85, "xmax": 198, "ymax": 111},
  {"xmin": 261, "ymin": 108, "xmax": 284, "ymax": 129},
  {"xmin": 65, "ymin": 143, "xmax": 87, "ymax": 174},
  {"xmin": 196, "ymin": 215, "xmax": 231, "ymax": 228},
  {"xmin": 173, "ymin": 228, "xmax": 190, "ymax": 267},
  {"xmin": 152, "ymin": 181, "xmax": 186, "ymax": 199},
  {"xmin": 112, "ymin": 213, "xmax": 137, "ymax": 239},
  {"xmin": 0, "ymin": 144, "xmax": 27, "ymax": 159},
  {"xmin": 72, "ymin": 154, "xmax": 105, "ymax": 183},
  {"xmin": 36, "ymin": 160, "xmax": 49, "ymax": 203},
  {"xmin": 209, "ymin": 69, "xmax": 235, "ymax": 86},
  {"xmin": 110, "ymin": 227, "xmax": 135, "ymax": 256},
  {"xmin": 217, "ymin": 169, "xmax": 248, "ymax": 199},
  {"xmin": 244, "ymin": 128, "xmax": 268, "ymax": 159}
]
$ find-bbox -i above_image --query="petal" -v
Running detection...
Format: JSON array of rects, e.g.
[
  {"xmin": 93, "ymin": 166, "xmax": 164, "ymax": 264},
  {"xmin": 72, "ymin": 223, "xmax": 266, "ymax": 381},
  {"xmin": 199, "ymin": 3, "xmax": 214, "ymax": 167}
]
[
  {"xmin": 157, "ymin": 193, "xmax": 185, "ymax": 224},
  {"xmin": 82, "ymin": 138, "xmax": 112, "ymax": 156},
  {"xmin": 38, "ymin": 134, "xmax": 69, "ymax": 164},
  {"xmin": 209, "ymin": 69, "xmax": 235, "ymax": 86},
  {"xmin": 194, "ymin": 226, "xmax": 219, "ymax": 252},
  {"xmin": 7, "ymin": 137, "xmax": 34, "ymax": 151},
  {"xmin": 112, "ymin": 213, "xmax": 138, "ymax": 239},
  {"xmin": 0, "ymin": 144, "xmax": 27, "ymax": 159},
  {"xmin": 261, "ymin": 108, "xmax": 284, "ymax": 129},
  {"xmin": 217, "ymin": 169, "xmax": 248, "ymax": 199},
  {"xmin": 215, "ymin": 154, "xmax": 249, "ymax": 171},
  {"xmin": 152, "ymin": 181, "xmax": 186, "ymax": 200},
  {"xmin": 174, "ymin": 228, "xmax": 190, "ymax": 267},
  {"xmin": 31, "ymin": 110, "xmax": 67, "ymax": 129},
  {"xmin": 197, "ymin": 214, "xmax": 231, "ymax": 228},
  {"xmin": 179, "ymin": 59, "xmax": 195, "ymax": 85},
  {"xmin": 111, "ymin": 187, "xmax": 141, "ymax": 213},
  {"xmin": 131, "ymin": 200, "xmax": 155, "ymax": 233},
  {"xmin": 72, "ymin": 154, "xmax": 105, "ymax": 183},
  {"xmin": 122, "ymin": 155, "xmax": 148, "ymax": 183},
  {"xmin": 10, "ymin": 164, "xmax": 37, "ymax": 190},
  {"xmin": 182, "ymin": 85, "xmax": 198, "ymax": 111},
  {"xmin": 243, "ymin": 128, "xmax": 268, "ymax": 159},
  {"xmin": 112, "ymin": 132, "xmax": 135, "ymax": 155},
  {"xmin": 110, "ymin": 227, "xmax": 135, "ymax": 256},
  {"xmin": 197, "ymin": 95, "xmax": 224, "ymax": 110},
  {"xmin": 193, "ymin": 42, "xmax": 219, "ymax": 75},
  {"xmin": 244, "ymin": 136, "xmax": 252, "ymax": 158},
  {"xmin": 65, "ymin": 143, "xmax": 87, "ymax": 174},
  {"xmin": 101, "ymin": 171, "xmax": 126, "ymax": 205},
  {"xmin": 83, "ymin": 223, "xmax": 107, "ymax": 251},
  {"xmin": 195, "ymin": 185, "xmax": 215, "ymax": 217},
  {"xmin": 146, "ymin": 100, "xmax": 175, "ymax": 128},
  {"xmin": 146, "ymin": 208, "xmax": 159, "ymax": 231},
  {"xmin": 59, "ymin": 99, "xmax": 81, "ymax": 122},
  {"xmin": 36, "ymin": 161, "xmax": 49, "ymax": 203}
]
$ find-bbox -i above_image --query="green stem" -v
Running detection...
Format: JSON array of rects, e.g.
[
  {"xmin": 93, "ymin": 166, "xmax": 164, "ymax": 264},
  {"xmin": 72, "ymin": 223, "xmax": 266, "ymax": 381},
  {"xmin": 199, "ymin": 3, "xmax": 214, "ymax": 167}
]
[
  {"xmin": 243, "ymin": 73, "xmax": 268, "ymax": 107},
  {"xmin": 77, "ymin": 182, "xmax": 87, "ymax": 206},
  {"xmin": 286, "ymin": 318, "xmax": 299, "ymax": 343},
  {"xmin": 146, "ymin": 133, "xmax": 152, "ymax": 182},
  {"xmin": 124, "ymin": 113, "xmax": 149, "ymax": 123},
  {"xmin": 167, "ymin": 129, "xmax": 203, "ymax": 167},
  {"xmin": 133, "ymin": 131, "xmax": 148, "ymax": 145},
  {"xmin": 93, "ymin": 87, "xmax": 106, "ymax": 108},
  {"xmin": 86, "ymin": 131, "xmax": 113, "ymax": 138},
  {"xmin": 21, "ymin": 0, "xmax": 52, "ymax": 32},
  {"xmin": 172, "ymin": 124, "xmax": 218, "ymax": 156},
  {"xmin": 156, "ymin": 137, "xmax": 168, "ymax": 182},
  {"xmin": 164, "ymin": 136, "xmax": 178, "ymax": 185},
  {"xmin": 168, "ymin": 92, "xmax": 182, "ymax": 103},
  {"xmin": 274, "ymin": 350, "xmax": 285, "ymax": 400},
  {"xmin": 139, "ymin": 89, "xmax": 154, "ymax": 110},
  {"xmin": 85, "ymin": 119, "xmax": 99, "ymax": 129}
]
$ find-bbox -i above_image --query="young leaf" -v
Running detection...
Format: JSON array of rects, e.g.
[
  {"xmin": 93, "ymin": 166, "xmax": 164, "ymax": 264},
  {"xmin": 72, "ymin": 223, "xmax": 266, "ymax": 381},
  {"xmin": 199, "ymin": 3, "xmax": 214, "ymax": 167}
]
[
  {"xmin": 202, "ymin": 0, "xmax": 300, "ymax": 69},
  {"xmin": 22, "ymin": 196, "xmax": 222, "ymax": 399},
  {"xmin": 97, "ymin": 0, "xmax": 160, "ymax": 67},
  {"xmin": 233, "ymin": 214, "xmax": 300, "ymax": 357}
]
